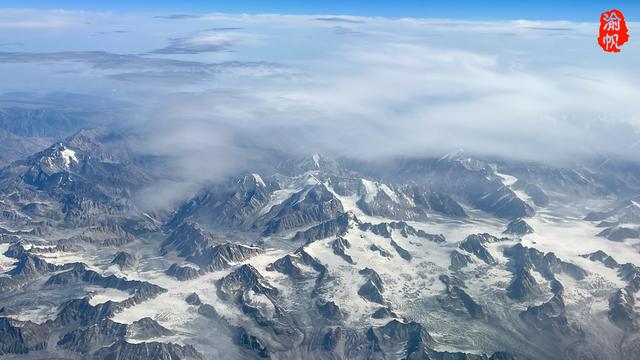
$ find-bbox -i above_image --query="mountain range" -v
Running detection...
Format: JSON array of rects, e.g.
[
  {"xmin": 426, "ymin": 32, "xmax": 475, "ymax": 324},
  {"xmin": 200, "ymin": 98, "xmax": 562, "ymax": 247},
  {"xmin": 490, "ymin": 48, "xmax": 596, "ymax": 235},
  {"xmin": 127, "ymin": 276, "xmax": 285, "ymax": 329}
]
[{"xmin": 1, "ymin": 118, "xmax": 640, "ymax": 359}]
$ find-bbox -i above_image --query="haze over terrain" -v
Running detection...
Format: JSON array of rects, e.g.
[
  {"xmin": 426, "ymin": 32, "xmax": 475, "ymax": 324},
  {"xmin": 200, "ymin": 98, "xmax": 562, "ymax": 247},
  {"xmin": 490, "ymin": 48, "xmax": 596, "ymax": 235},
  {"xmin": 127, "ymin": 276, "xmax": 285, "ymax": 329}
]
[{"xmin": 1, "ymin": 10, "xmax": 639, "ymax": 180}]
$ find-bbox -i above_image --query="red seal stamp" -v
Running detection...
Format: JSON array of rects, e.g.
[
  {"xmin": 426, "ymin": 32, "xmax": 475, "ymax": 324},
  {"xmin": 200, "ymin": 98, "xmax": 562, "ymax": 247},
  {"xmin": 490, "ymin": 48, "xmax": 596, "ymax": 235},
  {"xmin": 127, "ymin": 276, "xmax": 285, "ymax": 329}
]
[{"xmin": 598, "ymin": 9, "xmax": 629, "ymax": 53}]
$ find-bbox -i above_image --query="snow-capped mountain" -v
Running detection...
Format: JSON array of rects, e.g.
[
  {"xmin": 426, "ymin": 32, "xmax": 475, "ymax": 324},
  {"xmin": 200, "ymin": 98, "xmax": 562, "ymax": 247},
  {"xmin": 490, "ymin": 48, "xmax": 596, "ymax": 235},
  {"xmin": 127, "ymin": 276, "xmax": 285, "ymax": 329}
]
[{"xmin": 2, "ymin": 130, "xmax": 640, "ymax": 359}]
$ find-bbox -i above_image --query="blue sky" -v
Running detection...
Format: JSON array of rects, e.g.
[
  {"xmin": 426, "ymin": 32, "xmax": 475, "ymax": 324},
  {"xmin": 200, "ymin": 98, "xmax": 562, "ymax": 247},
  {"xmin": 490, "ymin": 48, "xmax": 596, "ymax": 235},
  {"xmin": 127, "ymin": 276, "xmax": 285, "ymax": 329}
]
[{"xmin": 3, "ymin": 0, "xmax": 640, "ymax": 21}]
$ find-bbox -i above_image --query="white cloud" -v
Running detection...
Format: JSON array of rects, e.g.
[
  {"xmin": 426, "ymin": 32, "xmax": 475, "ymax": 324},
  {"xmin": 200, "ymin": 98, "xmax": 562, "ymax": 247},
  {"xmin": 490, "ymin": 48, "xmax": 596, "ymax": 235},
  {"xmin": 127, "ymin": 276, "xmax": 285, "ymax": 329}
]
[{"xmin": 1, "ymin": 10, "xmax": 639, "ymax": 182}]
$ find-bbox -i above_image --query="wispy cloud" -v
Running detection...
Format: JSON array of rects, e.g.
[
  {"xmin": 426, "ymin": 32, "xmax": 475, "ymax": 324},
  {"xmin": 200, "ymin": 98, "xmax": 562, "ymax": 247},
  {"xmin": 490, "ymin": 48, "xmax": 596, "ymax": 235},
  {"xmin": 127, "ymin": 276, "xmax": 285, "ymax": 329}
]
[
  {"xmin": 314, "ymin": 16, "xmax": 366, "ymax": 24},
  {"xmin": 154, "ymin": 14, "xmax": 205, "ymax": 20},
  {"xmin": 0, "ymin": 51, "xmax": 294, "ymax": 84},
  {"xmin": 150, "ymin": 29, "xmax": 258, "ymax": 54},
  {"xmin": 0, "ymin": 9, "xmax": 91, "ymax": 29}
]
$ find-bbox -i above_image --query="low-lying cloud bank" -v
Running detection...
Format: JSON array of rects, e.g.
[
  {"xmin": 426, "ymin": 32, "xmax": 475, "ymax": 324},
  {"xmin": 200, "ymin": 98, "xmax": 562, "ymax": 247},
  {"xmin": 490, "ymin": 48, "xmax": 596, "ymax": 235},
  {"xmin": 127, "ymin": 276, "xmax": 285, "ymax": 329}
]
[{"xmin": 1, "ymin": 10, "xmax": 639, "ymax": 204}]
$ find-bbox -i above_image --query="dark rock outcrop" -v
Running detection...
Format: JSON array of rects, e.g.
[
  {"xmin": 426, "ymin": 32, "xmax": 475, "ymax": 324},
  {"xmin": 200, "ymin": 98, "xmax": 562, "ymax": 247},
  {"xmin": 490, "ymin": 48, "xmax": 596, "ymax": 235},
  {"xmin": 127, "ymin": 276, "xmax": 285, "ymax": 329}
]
[
  {"xmin": 331, "ymin": 237, "xmax": 355, "ymax": 264},
  {"xmin": 450, "ymin": 250, "xmax": 473, "ymax": 270},
  {"xmin": 166, "ymin": 263, "xmax": 201, "ymax": 281},
  {"xmin": 167, "ymin": 173, "xmax": 272, "ymax": 231},
  {"xmin": 110, "ymin": 251, "xmax": 137, "ymax": 270},
  {"xmin": 267, "ymin": 249, "xmax": 326, "ymax": 282},
  {"xmin": 217, "ymin": 264, "xmax": 279, "ymax": 302},
  {"xmin": 416, "ymin": 191, "xmax": 468, "ymax": 217},
  {"xmin": 0, "ymin": 317, "xmax": 48, "ymax": 355},
  {"xmin": 358, "ymin": 268, "xmax": 385, "ymax": 305},
  {"xmin": 619, "ymin": 263, "xmax": 640, "ymax": 291},
  {"xmin": 458, "ymin": 234, "xmax": 500, "ymax": 265},
  {"xmin": 57, "ymin": 319, "xmax": 127, "ymax": 353},
  {"xmin": 322, "ymin": 327, "xmax": 342, "ymax": 351},
  {"xmin": 608, "ymin": 288, "xmax": 636, "ymax": 331},
  {"xmin": 372, "ymin": 307, "xmax": 398, "ymax": 319},
  {"xmin": 56, "ymin": 298, "xmax": 120, "ymax": 326},
  {"xmin": 92, "ymin": 339, "xmax": 204, "ymax": 360},
  {"xmin": 186, "ymin": 293, "xmax": 202, "ymax": 306},
  {"xmin": 292, "ymin": 211, "xmax": 357, "ymax": 242},
  {"xmin": 8, "ymin": 253, "xmax": 60, "ymax": 277},
  {"xmin": 369, "ymin": 244, "xmax": 392, "ymax": 258},
  {"xmin": 363, "ymin": 317, "xmax": 506, "ymax": 358},
  {"xmin": 316, "ymin": 301, "xmax": 343, "ymax": 321},
  {"xmin": 359, "ymin": 221, "xmax": 445, "ymax": 243},
  {"xmin": 390, "ymin": 239, "xmax": 412, "ymax": 261},
  {"xmin": 365, "ymin": 320, "xmax": 433, "ymax": 359},
  {"xmin": 128, "ymin": 317, "xmax": 174, "ymax": 340},
  {"xmin": 161, "ymin": 222, "xmax": 217, "ymax": 258},
  {"xmin": 504, "ymin": 244, "xmax": 585, "ymax": 303},
  {"xmin": 476, "ymin": 185, "xmax": 535, "ymax": 220},
  {"xmin": 439, "ymin": 275, "xmax": 485, "ymax": 319},
  {"xmin": 597, "ymin": 226, "xmax": 640, "ymax": 242},
  {"xmin": 504, "ymin": 244, "xmax": 587, "ymax": 282},
  {"xmin": 520, "ymin": 294, "xmax": 572, "ymax": 335},
  {"xmin": 503, "ymin": 218, "xmax": 534, "ymax": 236},
  {"xmin": 234, "ymin": 326, "xmax": 270, "ymax": 358},
  {"xmin": 187, "ymin": 243, "xmax": 263, "ymax": 272},
  {"xmin": 261, "ymin": 184, "xmax": 344, "ymax": 236},
  {"xmin": 507, "ymin": 267, "xmax": 541, "ymax": 301},
  {"xmin": 581, "ymin": 250, "xmax": 619, "ymax": 269},
  {"xmin": 45, "ymin": 263, "xmax": 166, "ymax": 303}
]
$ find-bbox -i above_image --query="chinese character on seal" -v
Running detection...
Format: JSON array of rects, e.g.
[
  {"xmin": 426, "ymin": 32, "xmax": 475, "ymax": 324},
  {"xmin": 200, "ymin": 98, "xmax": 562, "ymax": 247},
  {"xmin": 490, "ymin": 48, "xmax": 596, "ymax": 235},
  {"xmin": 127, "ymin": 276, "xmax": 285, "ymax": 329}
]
[{"xmin": 598, "ymin": 9, "xmax": 629, "ymax": 53}]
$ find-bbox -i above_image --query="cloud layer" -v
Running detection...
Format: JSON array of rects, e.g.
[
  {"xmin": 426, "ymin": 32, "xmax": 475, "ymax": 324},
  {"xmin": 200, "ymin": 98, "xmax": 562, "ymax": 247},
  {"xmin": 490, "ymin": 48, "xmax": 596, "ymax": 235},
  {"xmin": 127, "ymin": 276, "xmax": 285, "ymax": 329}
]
[{"xmin": 0, "ymin": 9, "xmax": 639, "ymax": 206}]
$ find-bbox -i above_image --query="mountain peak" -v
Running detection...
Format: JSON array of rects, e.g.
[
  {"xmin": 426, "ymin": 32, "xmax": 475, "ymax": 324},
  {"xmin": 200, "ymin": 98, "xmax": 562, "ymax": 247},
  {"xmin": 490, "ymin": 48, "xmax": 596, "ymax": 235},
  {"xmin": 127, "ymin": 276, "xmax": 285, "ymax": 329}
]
[
  {"xmin": 28, "ymin": 142, "xmax": 81, "ymax": 175},
  {"xmin": 298, "ymin": 153, "xmax": 340, "ymax": 173},
  {"xmin": 438, "ymin": 149, "xmax": 466, "ymax": 162},
  {"xmin": 237, "ymin": 173, "xmax": 267, "ymax": 189}
]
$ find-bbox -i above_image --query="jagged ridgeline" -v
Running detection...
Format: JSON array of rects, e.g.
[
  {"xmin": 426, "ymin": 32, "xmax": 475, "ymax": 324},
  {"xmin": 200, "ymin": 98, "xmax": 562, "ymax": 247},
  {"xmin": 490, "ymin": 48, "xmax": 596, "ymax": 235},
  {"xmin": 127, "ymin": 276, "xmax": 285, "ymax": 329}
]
[{"xmin": 1, "ymin": 129, "xmax": 640, "ymax": 359}]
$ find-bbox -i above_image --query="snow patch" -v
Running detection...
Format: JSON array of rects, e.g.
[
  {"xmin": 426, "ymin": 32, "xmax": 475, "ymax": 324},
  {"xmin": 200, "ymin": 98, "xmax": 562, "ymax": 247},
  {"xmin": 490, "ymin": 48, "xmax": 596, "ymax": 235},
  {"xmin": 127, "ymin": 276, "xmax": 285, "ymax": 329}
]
[
  {"xmin": 88, "ymin": 287, "xmax": 131, "ymax": 305},
  {"xmin": 361, "ymin": 179, "xmax": 398, "ymax": 203},
  {"xmin": 60, "ymin": 147, "xmax": 78, "ymax": 167},
  {"xmin": 496, "ymin": 171, "xmax": 532, "ymax": 205},
  {"xmin": 326, "ymin": 185, "xmax": 379, "ymax": 223},
  {"xmin": 379, "ymin": 184, "xmax": 399, "ymax": 202},
  {"xmin": 0, "ymin": 243, "xmax": 16, "ymax": 273},
  {"xmin": 259, "ymin": 189, "xmax": 297, "ymax": 216},
  {"xmin": 523, "ymin": 205, "xmax": 640, "ymax": 268},
  {"xmin": 303, "ymin": 173, "xmax": 320, "ymax": 186},
  {"xmin": 251, "ymin": 173, "xmax": 266, "ymax": 187},
  {"xmin": 439, "ymin": 149, "xmax": 464, "ymax": 162},
  {"xmin": 13, "ymin": 305, "xmax": 55, "ymax": 324}
]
